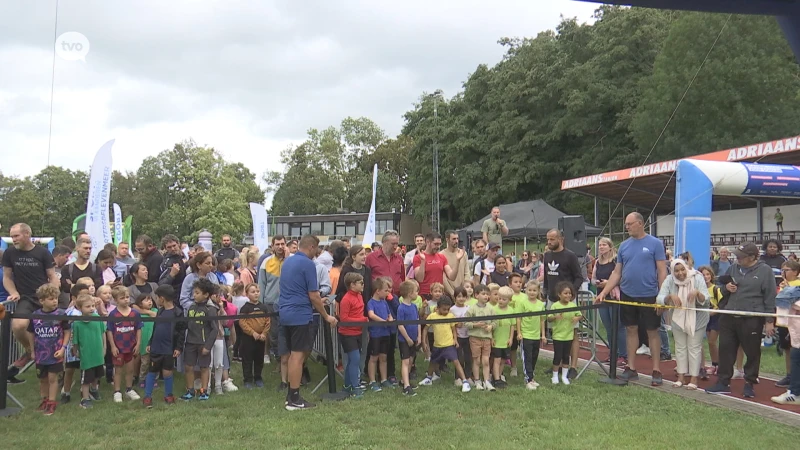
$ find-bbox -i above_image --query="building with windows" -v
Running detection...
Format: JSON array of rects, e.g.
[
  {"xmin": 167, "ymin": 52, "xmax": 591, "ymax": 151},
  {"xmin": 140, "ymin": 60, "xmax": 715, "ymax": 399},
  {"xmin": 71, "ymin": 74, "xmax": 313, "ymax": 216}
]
[{"xmin": 271, "ymin": 211, "xmax": 430, "ymax": 246}]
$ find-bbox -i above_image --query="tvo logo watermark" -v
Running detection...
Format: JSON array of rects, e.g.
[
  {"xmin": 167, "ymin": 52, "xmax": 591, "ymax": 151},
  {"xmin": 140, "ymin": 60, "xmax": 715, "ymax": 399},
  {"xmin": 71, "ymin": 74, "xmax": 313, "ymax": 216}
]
[{"xmin": 55, "ymin": 32, "xmax": 90, "ymax": 62}]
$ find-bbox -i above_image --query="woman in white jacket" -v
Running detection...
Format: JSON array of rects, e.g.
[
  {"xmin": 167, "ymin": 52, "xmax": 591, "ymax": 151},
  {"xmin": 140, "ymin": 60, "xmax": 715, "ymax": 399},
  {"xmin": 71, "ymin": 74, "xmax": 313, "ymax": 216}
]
[{"xmin": 657, "ymin": 258, "xmax": 709, "ymax": 389}]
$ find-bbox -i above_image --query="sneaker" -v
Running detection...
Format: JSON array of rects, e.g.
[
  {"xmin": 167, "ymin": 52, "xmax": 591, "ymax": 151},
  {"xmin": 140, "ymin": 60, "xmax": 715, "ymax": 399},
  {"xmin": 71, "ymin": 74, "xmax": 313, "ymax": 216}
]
[
  {"xmin": 60, "ymin": 393, "xmax": 71, "ymax": 404},
  {"xmin": 743, "ymin": 382, "xmax": 755, "ymax": 399},
  {"xmin": 198, "ymin": 390, "xmax": 210, "ymax": 401},
  {"xmin": 651, "ymin": 370, "xmax": 663, "ymax": 386},
  {"xmin": 381, "ymin": 380, "xmax": 394, "ymax": 389},
  {"xmin": 264, "ymin": 355, "xmax": 271, "ymax": 364},
  {"xmin": 276, "ymin": 382, "xmax": 288, "ymax": 392},
  {"xmin": 431, "ymin": 373, "xmax": 441, "ymax": 382},
  {"xmin": 474, "ymin": 380, "xmax": 484, "ymax": 391},
  {"xmin": 164, "ymin": 395, "xmax": 176, "ymax": 405},
  {"xmin": 89, "ymin": 388, "xmax": 100, "ymax": 401},
  {"xmin": 510, "ymin": 367, "xmax": 518, "ymax": 377},
  {"xmin": 352, "ymin": 387, "xmax": 365, "ymax": 399},
  {"xmin": 113, "ymin": 392, "xmax": 123, "ymax": 403},
  {"xmin": 500, "ymin": 374, "xmax": 506, "ymax": 383},
  {"xmin": 285, "ymin": 396, "xmax": 316, "ymax": 411},
  {"xmin": 419, "ymin": 377, "xmax": 433, "ymax": 386},
  {"xmin": 454, "ymin": 378, "xmax": 462, "ymax": 387},
  {"xmin": 244, "ymin": 383, "xmax": 253, "ymax": 389},
  {"xmin": 6, "ymin": 376, "xmax": 25, "ymax": 385},
  {"xmin": 388, "ymin": 376, "xmax": 398, "ymax": 386},
  {"xmin": 369, "ymin": 382, "xmax": 382, "ymax": 392},
  {"xmin": 223, "ymin": 379, "xmax": 239, "ymax": 392},
  {"xmin": 215, "ymin": 386, "xmax": 224, "ymax": 395},
  {"xmin": 732, "ymin": 369, "xmax": 744, "ymax": 380},
  {"xmin": 551, "ymin": 375, "xmax": 560, "ymax": 385},
  {"xmin": 143, "ymin": 397, "xmax": 153, "ymax": 409},
  {"xmin": 37, "ymin": 398, "xmax": 48, "ymax": 412},
  {"xmin": 461, "ymin": 381, "xmax": 471, "ymax": 393},
  {"xmin": 126, "ymin": 389, "xmax": 141, "ymax": 400},
  {"xmin": 180, "ymin": 389, "xmax": 195, "ymax": 401},
  {"xmin": 12, "ymin": 352, "xmax": 32, "ymax": 369},
  {"xmin": 562, "ymin": 374, "xmax": 571, "ymax": 386},
  {"xmin": 467, "ymin": 378, "xmax": 475, "ymax": 387},
  {"xmin": 771, "ymin": 390, "xmax": 798, "ymax": 405},
  {"xmin": 636, "ymin": 345, "xmax": 650, "ymax": 356},
  {"xmin": 494, "ymin": 379, "xmax": 507, "ymax": 389},
  {"xmin": 403, "ymin": 386, "xmax": 417, "ymax": 397},
  {"xmin": 79, "ymin": 398, "xmax": 93, "ymax": 409},
  {"xmin": 660, "ymin": 353, "xmax": 672, "ymax": 362},
  {"xmin": 255, "ymin": 380, "xmax": 265, "ymax": 388},
  {"xmin": 43, "ymin": 401, "xmax": 56, "ymax": 416},
  {"xmin": 485, "ymin": 380, "xmax": 496, "ymax": 391},
  {"xmin": 616, "ymin": 357, "xmax": 627, "ymax": 367},
  {"xmin": 620, "ymin": 368, "xmax": 639, "ymax": 381},
  {"xmin": 776, "ymin": 376, "xmax": 791, "ymax": 388},
  {"xmin": 526, "ymin": 381, "xmax": 537, "ymax": 390},
  {"xmin": 567, "ymin": 368, "xmax": 578, "ymax": 380},
  {"xmin": 705, "ymin": 383, "xmax": 731, "ymax": 394}
]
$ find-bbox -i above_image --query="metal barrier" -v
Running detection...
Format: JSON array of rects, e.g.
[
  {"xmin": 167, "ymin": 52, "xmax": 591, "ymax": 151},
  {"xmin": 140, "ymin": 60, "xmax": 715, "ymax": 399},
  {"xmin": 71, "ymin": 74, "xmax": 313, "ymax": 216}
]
[
  {"xmin": 310, "ymin": 302, "xmax": 343, "ymax": 394},
  {"xmin": 1, "ymin": 301, "xmax": 25, "ymax": 368},
  {"xmin": 1, "ymin": 300, "xmax": 24, "ymax": 415},
  {"xmin": 576, "ymin": 290, "xmax": 608, "ymax": 379}
]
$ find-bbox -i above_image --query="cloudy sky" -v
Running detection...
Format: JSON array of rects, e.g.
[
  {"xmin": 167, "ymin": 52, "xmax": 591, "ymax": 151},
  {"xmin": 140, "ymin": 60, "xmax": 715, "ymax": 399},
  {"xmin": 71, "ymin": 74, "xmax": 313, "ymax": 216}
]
[{"xmin": 0, "ymin": 0, "xmax": 597, "ymax": 192}]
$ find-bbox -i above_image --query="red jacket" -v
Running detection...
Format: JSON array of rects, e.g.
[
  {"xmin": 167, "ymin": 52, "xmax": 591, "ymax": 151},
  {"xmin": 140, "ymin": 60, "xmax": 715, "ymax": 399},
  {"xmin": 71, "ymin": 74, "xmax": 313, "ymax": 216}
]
[{"xmin": 339, "ymin": 290, "xmax": 368, "ymax": 336}]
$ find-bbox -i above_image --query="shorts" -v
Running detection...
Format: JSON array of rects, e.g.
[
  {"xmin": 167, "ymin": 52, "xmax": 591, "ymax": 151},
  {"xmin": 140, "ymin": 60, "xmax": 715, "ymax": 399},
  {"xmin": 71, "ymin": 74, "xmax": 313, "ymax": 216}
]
[
  {"xmin": 340, "ymin": 335, "xmax": 362, "ymax": 353},
  {"xmin": 619, "ymin": 292, "xmax": 661, "ymax": 330},
  {"xmin": 65, "ymin": 361, "xmax": 81, "ymax": 370},
  {"xmin": 36, "ymin": 363, "xmax": 64, "ymax": 379},
  {"xmin": 80, "ymin": 365, "xmax": 104, "ymax": 385},
  {"xmin": 112, "ymin": 352, "xmax": 135, "ymax": 367},
  {"xmin": 430, "ymin": 345, "xmax": 458, "ymax": 364},
  {"xmin": 469, "ymin": 337, "xmax": 491, "ymax": 359},
  {"xmin": 778, "ymin": 326, "xmax": 791, "ymax": 350},
  {"xmin": 14, "ymin": 295, "xmax": 40, "ymax": 316},
  {"xmin": 149, "ymin": 353, "xmax": 176, "ymax": 373},
  {"xmin": 183, "ymin": 343, "xmax": 211, "ymax": 368},
  {"xmin": 368, "ymin": 336, "xmax": 390, "ymax": 356},
  {"xmin": 280, "ymin": 324, "xmax": 313, "ymax": 354},
  {"xmin": 398, "ymin": 340, "xmax": 417, "ymax": 360},
  {"xmin": 706, "ymin": 314, "xmax": 720, "ymax": 332},
  {"xmin": 491, "ymin": 347, "xmax": 510, "ymax": 359}
]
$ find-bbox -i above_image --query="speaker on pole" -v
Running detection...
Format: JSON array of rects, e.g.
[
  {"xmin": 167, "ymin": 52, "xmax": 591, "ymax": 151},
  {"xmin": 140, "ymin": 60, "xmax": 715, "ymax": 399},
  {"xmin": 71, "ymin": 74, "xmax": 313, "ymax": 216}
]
[{"xmin": 558, "ymin": 215, "xmax": 587, "ymax": 256}]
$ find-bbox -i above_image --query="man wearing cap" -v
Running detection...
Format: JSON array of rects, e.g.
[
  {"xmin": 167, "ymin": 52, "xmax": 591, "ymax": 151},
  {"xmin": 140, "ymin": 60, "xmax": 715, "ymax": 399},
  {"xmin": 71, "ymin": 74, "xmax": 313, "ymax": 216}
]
[
  {"xmin": 706, "ymin": 242, "xmax": 776, "ymax": 398},
  {"xmin": 474, "ymin": 242, "xmax": 500, "ymax": 285}
]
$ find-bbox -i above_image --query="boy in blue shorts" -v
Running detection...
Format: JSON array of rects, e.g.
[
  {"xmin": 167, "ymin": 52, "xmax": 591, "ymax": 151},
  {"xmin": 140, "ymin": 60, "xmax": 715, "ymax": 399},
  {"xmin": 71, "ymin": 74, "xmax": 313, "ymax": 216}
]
[{"xmin": 420, "ymin": 297, "xmax": 471, "ymax": 392}]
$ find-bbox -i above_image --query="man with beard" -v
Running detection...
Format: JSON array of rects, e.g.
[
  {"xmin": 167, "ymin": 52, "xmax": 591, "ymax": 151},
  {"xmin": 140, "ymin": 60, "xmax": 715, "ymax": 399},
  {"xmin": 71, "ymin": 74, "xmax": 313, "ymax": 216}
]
[
  {"xmin": 60, "ymin": 236, "xmax": 104, "ymax": 297},
  {"xmin": 135, "ymin": 235, "xmax": 164, "ymax": 284},
  {"xmin": 442, "ymin": 230, "xmax": 471, "ymax": 297},
  {"xmin": 116, "ymin": 241, "xmax": 137, "ymax": 266},
  {"xmin": 473, "ymin": 242, "xmax": 499, "ymax": 286},
  {"xmin": 414, "ymin": 232, "xmax": 466, "ymax": 298},
  {"xmin": 158, "ymin": 234, "xmax": 188, "ymax": 291},
  {"xmin": 259, "ymin": 235, "xmax": 288, "ymax": 365},
  {"xmin": 3, "ymin": 223, "xmax": 59, "ymax": 379},
  {"xmin": 215, "ymin": 234, "xmax": 240, "ymax": 266},
  {"xmin": 404, "ymin": 234, "xmax": 426, "ymax": 278},
  {"xmin": 542, "ymin": 229, "xmax": 584, "ymax": 380}
]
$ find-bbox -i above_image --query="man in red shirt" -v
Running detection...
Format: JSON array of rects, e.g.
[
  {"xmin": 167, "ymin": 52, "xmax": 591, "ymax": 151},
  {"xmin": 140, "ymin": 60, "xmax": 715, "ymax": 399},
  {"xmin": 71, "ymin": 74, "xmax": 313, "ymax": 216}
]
[{"xmin": 413, "ymin": 232, "xmax": 466, "ymax": 298}]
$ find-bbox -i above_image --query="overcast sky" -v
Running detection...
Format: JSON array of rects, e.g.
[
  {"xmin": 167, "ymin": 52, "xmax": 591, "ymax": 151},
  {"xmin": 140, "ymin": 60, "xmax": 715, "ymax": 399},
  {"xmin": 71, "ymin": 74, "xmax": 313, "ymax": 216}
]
[{"xmin": 0, "ymin": 0, "xmax": 597, "ymax": 193}]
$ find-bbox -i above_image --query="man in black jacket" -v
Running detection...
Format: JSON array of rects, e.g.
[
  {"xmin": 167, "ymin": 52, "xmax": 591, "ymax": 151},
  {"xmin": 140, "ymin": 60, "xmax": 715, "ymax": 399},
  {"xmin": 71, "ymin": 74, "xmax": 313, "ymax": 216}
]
[
  {"xmin": 135, "ymin": 235, "xmax": 164, "ymax": 284},
  {"xmin": 215, "ymin": 234, "xmax": 240, "ymax": 266},
  {"xmin": 158, "ymin": 234, "xmax": 187, "ymax": 291}
]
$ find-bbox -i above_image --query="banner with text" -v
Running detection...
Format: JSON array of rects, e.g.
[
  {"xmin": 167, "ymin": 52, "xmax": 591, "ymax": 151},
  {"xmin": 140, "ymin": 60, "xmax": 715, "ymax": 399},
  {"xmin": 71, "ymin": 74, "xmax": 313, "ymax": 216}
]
[
  {"xmin": 113, "ymin": 203, "xmax": 123, "ymax": 244},
  {"xmin": 249, "ymin": 202, "xmax": 269, "ymax": 253},
  {"xmin": 362, "ymin": 164, "xmax": 378, "ymax": 247},
  {"xmin": 85, "ymin": 139, "xmax": 115, "ymax": 259}
]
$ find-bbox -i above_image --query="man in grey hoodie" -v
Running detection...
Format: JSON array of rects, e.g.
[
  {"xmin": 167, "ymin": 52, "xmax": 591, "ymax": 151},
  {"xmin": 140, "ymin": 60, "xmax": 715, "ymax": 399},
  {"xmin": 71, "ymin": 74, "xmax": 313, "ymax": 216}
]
[{"xmin": 707, "ymin": 242, "xmax": 776, "ymax": 398}]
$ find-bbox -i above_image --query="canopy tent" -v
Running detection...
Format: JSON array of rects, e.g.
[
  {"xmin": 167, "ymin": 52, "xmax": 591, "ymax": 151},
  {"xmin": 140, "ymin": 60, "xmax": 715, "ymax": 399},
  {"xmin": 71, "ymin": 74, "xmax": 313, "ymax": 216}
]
[{"xmin": 462, "ymin": 199, "xmax": 602, "ymax": 241}]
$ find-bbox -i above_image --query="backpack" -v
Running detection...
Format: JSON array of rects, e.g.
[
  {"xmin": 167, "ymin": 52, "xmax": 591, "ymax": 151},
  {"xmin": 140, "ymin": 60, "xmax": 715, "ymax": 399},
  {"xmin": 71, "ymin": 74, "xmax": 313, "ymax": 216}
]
[{"xmin": 473, "ymin": 257, "xmax": 486, "ymax": 283}]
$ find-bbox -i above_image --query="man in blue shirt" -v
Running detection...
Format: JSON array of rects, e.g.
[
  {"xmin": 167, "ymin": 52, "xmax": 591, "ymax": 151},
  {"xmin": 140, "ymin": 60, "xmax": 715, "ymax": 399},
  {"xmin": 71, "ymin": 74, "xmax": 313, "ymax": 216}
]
[
  {"xmin": 278, "ymin": 235, "xmax": 337, "ymax": 411},
  {"xmin": 596, "ymin": 212, "xmax": 667, "ymax": 385}
]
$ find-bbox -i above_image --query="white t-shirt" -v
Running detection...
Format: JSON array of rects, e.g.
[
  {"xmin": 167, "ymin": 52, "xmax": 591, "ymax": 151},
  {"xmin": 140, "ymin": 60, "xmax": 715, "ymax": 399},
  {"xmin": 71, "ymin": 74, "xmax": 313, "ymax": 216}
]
[
  {"xmin": 223, "ymin": 272, "xmax": 235, "ymax": 286},
  {"xmin": 404, "ymin": 249, "xmax": 419, "ymax": 269},
  {"xmin": 474, "ymin": 258, "xmax": 495, "ymax": 285},
  {"xmin": 232, "ymin": 295, "xmax": 248, "ymax": 312},
  {"xmin": 450, "ymin": 304, "xmax": 470, "ymax": 338}
]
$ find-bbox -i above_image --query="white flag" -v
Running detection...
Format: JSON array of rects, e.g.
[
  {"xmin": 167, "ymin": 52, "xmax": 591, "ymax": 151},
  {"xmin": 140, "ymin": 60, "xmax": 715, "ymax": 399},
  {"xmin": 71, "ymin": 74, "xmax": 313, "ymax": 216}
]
[
  {"xmin": 85, "ymin": 139, "xmax": 115, "ymax": 259},
  {"xmin": 362, "ymin": 164, "xmax": 378, "ymax": 247},
  {"xmin": 113, "ymin": 203, "xmax": 123, "ymax": 244},
  {"xmin": 249, "ymin": 203, "xmax": 269, "ymax": 253}
]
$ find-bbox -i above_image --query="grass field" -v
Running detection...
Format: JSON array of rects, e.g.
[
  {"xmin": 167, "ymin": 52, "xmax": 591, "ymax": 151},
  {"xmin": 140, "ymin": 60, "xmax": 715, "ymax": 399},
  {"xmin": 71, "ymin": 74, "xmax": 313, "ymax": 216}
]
[{"xmin": 3, "ymin": 357, "xmax": 799, "ymax": 450}]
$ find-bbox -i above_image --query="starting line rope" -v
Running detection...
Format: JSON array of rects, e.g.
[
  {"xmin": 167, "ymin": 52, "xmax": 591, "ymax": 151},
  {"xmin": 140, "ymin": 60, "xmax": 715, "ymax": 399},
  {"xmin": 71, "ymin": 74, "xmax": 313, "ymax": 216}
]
[{"xmin": 603, "ymin": 299, "xmax": 794, "ymax": 320}]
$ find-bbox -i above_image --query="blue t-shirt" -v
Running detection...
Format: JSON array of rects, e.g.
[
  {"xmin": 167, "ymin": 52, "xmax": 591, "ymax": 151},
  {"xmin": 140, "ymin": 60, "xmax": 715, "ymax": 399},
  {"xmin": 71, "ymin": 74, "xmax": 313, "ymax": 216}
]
[
  {"xmin": 618, "ymin": 234, "xmax": 666, "ymax": 298},
  {"xmin": 396, "ymin": 302, "xmax": 419, "ymax": 343},
  {"xmin": 27, "ymin": 309, "xmax": 71, "ymax": 365},
  {"xmin": 150, "ymin": 307, "xmax": 179, "ymax": 355},
  {"xmin": 367, "ymin": 298, "xmax": 391, "ymax": 338},
  {"xmin": 278, "ymin": 252, "xmax": 319, "ymax": 326}
]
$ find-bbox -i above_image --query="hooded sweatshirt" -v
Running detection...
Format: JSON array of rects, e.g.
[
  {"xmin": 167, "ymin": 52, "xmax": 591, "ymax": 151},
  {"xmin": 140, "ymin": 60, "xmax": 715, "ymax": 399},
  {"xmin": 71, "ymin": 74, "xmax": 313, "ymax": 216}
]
[
  {"xmin": 724, "ymin": 261, "xmax": 777, "ymax": 315},
  {"xmin": 186, "ymin": 300, "xmax": 218, "ymax": 350}
]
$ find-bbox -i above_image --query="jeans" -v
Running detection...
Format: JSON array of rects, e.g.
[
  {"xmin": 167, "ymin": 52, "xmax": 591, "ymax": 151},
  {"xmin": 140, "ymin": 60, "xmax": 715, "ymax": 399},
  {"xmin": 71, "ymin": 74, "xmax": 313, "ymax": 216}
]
[
  {"xmin": 345, "ymin": 349, "xmax": 361, "ymax": 389},
  {"xmin": 599, "ymin": 305, "xmax": 627, "ymax": 358},
  {"xmin": 659, "ymin": 315, "xmax": 671, "ymax": 357},
  {"xmin": 791, "ymin": 348, "xmax": 800, "ymax": 396}
]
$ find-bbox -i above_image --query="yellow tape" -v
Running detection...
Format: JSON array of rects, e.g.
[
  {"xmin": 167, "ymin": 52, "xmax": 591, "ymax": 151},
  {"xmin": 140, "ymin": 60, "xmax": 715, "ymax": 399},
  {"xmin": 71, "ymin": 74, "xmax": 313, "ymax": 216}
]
[{"xmin": 603, "ymin": 300, "xmax": 793, "ymax": 319}]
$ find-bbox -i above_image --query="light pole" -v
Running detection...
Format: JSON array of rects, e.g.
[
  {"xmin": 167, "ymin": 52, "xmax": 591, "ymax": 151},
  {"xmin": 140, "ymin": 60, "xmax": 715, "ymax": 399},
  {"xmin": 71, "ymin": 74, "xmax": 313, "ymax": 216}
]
[{"xmin": 429, "ymin": 89, "xmax": 443, "ymax": 233}]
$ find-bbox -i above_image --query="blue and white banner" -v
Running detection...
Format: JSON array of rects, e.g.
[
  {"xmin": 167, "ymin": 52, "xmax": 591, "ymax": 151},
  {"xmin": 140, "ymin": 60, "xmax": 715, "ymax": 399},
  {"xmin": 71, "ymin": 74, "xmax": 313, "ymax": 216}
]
[
  {"xmin": 113, "ymin": 203, "xmax": 123, "ymax": 245},
  {"xmin": 249, "ymin": 202, "xmax": 269, "ymax": 253},
  {"xmin": 85, "ymin": 139, "xmax": 114, "ymax": 259},
  {"xmin": 362, "ymin": 164, "xmax": 378, "ymax": 247},
  {"xmin": 742, "ymin": 163, "xmax": 800, "ymax": 198}
]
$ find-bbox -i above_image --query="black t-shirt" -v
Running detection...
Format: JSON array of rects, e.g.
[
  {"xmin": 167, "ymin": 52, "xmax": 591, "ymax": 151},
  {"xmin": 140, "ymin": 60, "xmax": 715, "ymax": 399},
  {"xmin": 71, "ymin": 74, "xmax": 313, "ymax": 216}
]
[
  {"xmin": 1, "ymin": 245, "xmax": 55, "ymax": 298},
  {"xmin": 142, "ymin": 251, "xmax": 164, "ymax": 284},
  {"xmin": 490, "ymin": 270, "xmax": 510, "ymax": 287},
  {"xmin": 543, "ymin": 249, "xmax": 583, "ymax": 301},
  {"xmin": 594, "ymin": 258, "xmax": 616, "ymax": 282},
  {"xmin": 60, "ymin": 262, "xmax": 103, "ymax": 293},
  {"xmin": 136, "ymin": 283, "xmax": 153, "ymax": 295}
]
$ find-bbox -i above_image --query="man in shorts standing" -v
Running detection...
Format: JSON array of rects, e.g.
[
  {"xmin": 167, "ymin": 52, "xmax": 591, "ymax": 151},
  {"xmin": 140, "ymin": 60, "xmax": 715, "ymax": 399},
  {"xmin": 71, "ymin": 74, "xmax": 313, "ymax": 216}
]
[
  {"xmin": 596, "ymin": 212, "xmax": 667, "ymax": 385},
  {"xmin": 2, "ymin": 223, "xmax": 59, "ymax": 378},
  {"xmin": 279, "ymin": 235, "xmax": 337, "ymax": 410}
]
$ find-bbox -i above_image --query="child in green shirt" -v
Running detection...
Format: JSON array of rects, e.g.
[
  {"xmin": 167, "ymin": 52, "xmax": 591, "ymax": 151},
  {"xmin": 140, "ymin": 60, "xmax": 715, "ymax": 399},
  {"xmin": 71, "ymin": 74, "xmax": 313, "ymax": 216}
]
[
  {"xmin": 516, "ymin": 280, "xmax": 547, "ymax": 390},
  {"xmin": 134, "ymin": 294, "xmax": 158, "ymax": 388},
  {"xmin": 508, "ymin": 273, "xmax": 526, "ymax": 377},
  {"xmin": 547, "ymin": 282, "xmax": 582, "ymax": 385},
  {"xmin": 466, "ymin": 284, "xmax": 495, "ymax": 391},
  {"xmin": 72, "ymin": 294, "xmax": 107, "ymax": 409},
  {"xmin": 491, "ymin": 287, "xmax": 516, "ymax": 389}
]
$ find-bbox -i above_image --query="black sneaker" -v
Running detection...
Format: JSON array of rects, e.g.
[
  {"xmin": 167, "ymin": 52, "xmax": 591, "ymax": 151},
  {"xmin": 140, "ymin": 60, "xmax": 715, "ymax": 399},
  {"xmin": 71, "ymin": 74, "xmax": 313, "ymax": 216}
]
[
  {"xmin": 743, "ymin": 382, "xmax": 755, "ymax": 398},
  {"xmin": 60, "ymin": 393, "xmax": 71, "ymax": 404},
  {"xmin": 567, "ymin": 368, "xmax": 578, "ymax": 380},
  {"xmin": 89, "ymin": 388, "xmax": 101, "ymax": 401},
  {"xmin": 276, "ymin": 382, "xmax": 288, "ymax": 392},
  {"xmin": 660, "ymin": 353, "xmax": 672, "ymax": 362},
  {"xmin": 705, "ymin": 383, "xmax": 731, "ymax": 394},
  {"xmin": 651, "ymin": 370, "xmax": 663, "ymax": 386},
  {"xmin": 285, "ymin": 396, "xmax": 317, "ymax": 411},
  {"xmin": 620, "ymin": 368, "xmax": 639, "ymax": 381},
  {"xmin": 7, "ymin": 376, "xmax": 25, "ymax": 385},
  {"xmin": 776, "ymin": 376, "xmax": 791, "ymax": 388},
  {"xmin": 402, "ymin": 386, "xmax": 417, "ymax": 397}
]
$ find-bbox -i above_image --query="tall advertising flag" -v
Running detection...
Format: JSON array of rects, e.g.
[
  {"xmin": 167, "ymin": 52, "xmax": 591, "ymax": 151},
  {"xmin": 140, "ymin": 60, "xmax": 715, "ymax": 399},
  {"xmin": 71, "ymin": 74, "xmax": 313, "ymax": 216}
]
[
  {"xmin": 113, "ymin": 203, "xmax": 123, "ymax": 244},
  {"xmin": 249, "ymin": 203, "xmax": 269, "ymax": 253},
  {"xmin": 85, "ymin": 139, "xmax": 115, "ymax": 259},
  {"xmin": 362, "ymin": 164, "xmax": 379, "ymax": 247}
]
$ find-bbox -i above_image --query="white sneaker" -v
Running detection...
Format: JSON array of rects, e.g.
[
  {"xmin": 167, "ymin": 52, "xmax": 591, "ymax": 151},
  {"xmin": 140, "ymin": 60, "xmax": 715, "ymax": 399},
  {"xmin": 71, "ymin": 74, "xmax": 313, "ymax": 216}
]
[
  {"xmin": 419, "ymin": 377, "xmax": 433, "ymax": 386},
  {"xmin": 510, "ymin": 368, "xmax": 518, "ymax": 377},
  {"xmin": 484, "ymin": 380, "xmax": 496, "ymax": 391},
  {"xmin": 562, "ymin": 374, "xmax": 571, "ymax": 386},
  {"xmin": 454, "ymin": 378, "xmax": 462, "ymax": 387},
  {"xmin": 552, "ymin": 375, "xmax": 560, "ymax": 385},
  {"xmin": 636, "ymin": 345, "xmax": 651, "ymax": 356},
  {"xmin": 474, "ymin": 380, "xmax": 484, "ymax": 391},
  {"xmin": 215, "ymin": 386, "xmax": 224, "ymax": 395},
  {"xmin": 771, "ymin": 390, "xmax": 798, "ymax": 405},
  {"xmin": 193, "ymin": 379, "xmax": 203, "ymax": 390},
  {"xmin": 424, "ymin": 357, "xmax": 431, "ymax": 362},
  {"xmin": 461, "ymin": 381, "xmax": 471, "ymax": 393},
  {"xmin": 113, "ymin": 392, "xmax": 123, "ymax": 403},
  {"xmin": 500, "ymin": 375, "xmax": 506, "ymax": 382},
  {"xmin": 223, "ymin": 379, "xmax": 238, "ymax": 392},
  {"xmin": 264, "ymin": 355, "xmax": 271, "ymax": 364},
  {"xmin": 532, "ymin": 380, "xmax": 540, "ymax": 388},
  {"xmin": 467, "ymin": 378, "xmax": 475, "ymax": 387},
  {"xmin": 733, "ymin": 369, "xmax": 745, "ymax": 380},
  {"xmin": 431, "ymin": 374, "xmax": 441, "ymax": 382},
  {"xmin": 526, "ymin": 381, "xmax": 537, "ymax": 390},
  {"xmin": 125, "ymin": 389, "xmax": 140, "ymax": 400}
]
